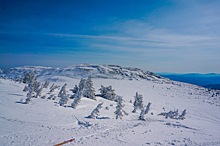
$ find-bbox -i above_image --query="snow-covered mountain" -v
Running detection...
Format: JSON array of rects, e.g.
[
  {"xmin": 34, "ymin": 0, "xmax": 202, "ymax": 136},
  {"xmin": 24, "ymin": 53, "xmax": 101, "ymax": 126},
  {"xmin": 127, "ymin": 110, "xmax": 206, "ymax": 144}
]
[
  {"xmin": 0, "ymin": 64, "xmax": 220, "ymax": 145},
  {"xmin": 1, "ymin": 64, "xmax": 164, "ymax": 81}
]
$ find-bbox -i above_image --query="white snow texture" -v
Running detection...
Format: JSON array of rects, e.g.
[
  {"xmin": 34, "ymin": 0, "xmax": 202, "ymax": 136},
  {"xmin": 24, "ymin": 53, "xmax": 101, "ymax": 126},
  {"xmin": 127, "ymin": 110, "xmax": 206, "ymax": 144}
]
[{"xmin": 0, "ymin": 64, "xmax": 220, "ymax": 146}]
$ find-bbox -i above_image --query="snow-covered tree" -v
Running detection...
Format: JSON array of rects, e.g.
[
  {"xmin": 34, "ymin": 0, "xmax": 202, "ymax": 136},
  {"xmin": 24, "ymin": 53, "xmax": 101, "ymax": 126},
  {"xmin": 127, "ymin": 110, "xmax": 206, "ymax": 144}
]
[
  {"xmin": 144, "ymin": 102, "xmax": 152, "ymax": 114},
  {"xmin": 58, "ymin": 94, "xmax": 69, "ymax": 106},
  {"xmin": 24, "ymin": 89, "xmax": 33, "ymax": 104},
  {"xmin": 29, "ymin": 71, "xmax": 37, "ymax": 90},
  {"xmin": 132, "ymin": 92, "xmax": 144, "ymax": 113},
  {"xmin": 139, "ymin": 107, "xmax": 146, "ymax": 121},
  {"xmin": 84, "ymin": 75, "xmax": 96, "ymax": 100},
  {"xmin": 70, "ymin": 85, "xmax": 79, "ymax": 93},
  {"xmin": 23, "ymin": 71, "xmax": 31, "ymax": 84},
  {"xmin": 34, "ymin": 82, "xmax": 41, "ymax": 92},
  {"xmin": 158, "ymin": 109, "xmax": 186, "ymax": 120},
  {"xmin": 88, "ymin": 102, "xmax": 103, "ymax": 119},
  {"xmin": 50, "ymin": 83, "xmax": 54, "ymax": 90},
  {"xmin": 71, "ymin": 90, "xmax": 84, "ymax": 109},
  {"xmin": 114, "ymin": 96, "xmax": 128, "ymax": 119},
  {"xmin": 50, "ymin": 84, "xmax": 59, "ymax": 93},
  {"xmin": 78, "ymin": 78, "xmax": 86, "ymax": 91},
  {"xmin": 58, "ymin": 83, "xmax": 67, "ymax": 97},
  {"xmin": 99, "ymin": 85, "xmax": 116, "ymax": 101},
  {"xmin": 43, "ymin": 80, "xmax": 50, "ymax": 88},
  {"xmin": 36, "ymin": 87, "xmax": 43, "ymax": 98}
]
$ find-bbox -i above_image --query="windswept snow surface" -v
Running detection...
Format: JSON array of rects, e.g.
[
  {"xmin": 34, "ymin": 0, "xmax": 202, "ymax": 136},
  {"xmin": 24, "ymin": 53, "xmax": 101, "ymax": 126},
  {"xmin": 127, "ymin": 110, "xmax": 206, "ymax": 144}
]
[{"xmin": 0, "ymin": 65, "xmax": 220, "ymax": 145}]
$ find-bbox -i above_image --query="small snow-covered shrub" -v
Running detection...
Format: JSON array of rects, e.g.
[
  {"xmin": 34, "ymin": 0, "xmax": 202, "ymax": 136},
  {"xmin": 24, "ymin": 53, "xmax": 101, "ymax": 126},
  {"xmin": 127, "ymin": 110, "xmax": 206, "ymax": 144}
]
[
  {"xmin": 36, "ymin": 87, "xmax": 43, "ymax": 98},
  {"xmin": 43, "ymin": 80, "xmax": 50, "ymax": 88},
  {"xmin": 24, "ymin": 89, "xmax": 33, "ymax": 104},
  {"xmin": 23, "ymin": 71, "xmax": 31, "ymax": 84},
  {"xmin": 34, "ymin": 82, "xmax": 41, "ymax": 92},
  {"xmin": 158, "ymin": 109, "xmax": 187, "ymax": 120},
  {"xmin": 58, "ymin": 94, "xmax": 69, "ymax": 106},
  {"xmin": 88, "ymin": 102, "xmax": 103, "ymax": 119},
  {"xmin": 132, "ymin": 92, "xmax": 144, "ymax": 113},
  {"xmin": 139, "ymin": 107, "xmax": 146, "ymax": 121},
  {"xmin": 99, "ymin": 85, "xmax": 117, "ymax": 101},
  {"xmin": 58, "ymin": 83, "xmax": 67, "ymax": 97},
  {"xmin": 50, "ymin": 84, "xmax": 59, "ymax": 93},
  {"xmin": 78, "ymin": 78, "xmax": 86, "ymax": 91},
  {"xmin": 29, "ymin": 71, "xmax": 37, "ymax": 90},
  {"xmin": 71, "ymin": 90, "xmax": 84, "ymax": 109},
  {"xmin": 144, "ymin": 102, "xmax": 152, "ymax": 114},
  {"xmin": 114, "ymin": 96, "xmax": 128, "ymax": 119},
  {"xmin": 178, "ymin": 109, "xmax": 186, "ymax": 120},
  {"xmin": 84, "ymin": 75, "xmax": 96, "ymax": 100}
]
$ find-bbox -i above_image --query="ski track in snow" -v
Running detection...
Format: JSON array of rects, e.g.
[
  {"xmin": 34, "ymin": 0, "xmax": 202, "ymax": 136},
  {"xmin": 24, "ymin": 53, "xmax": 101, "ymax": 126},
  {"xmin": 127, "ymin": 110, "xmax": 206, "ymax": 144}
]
[{"xmin": 0, "ymin": 72, "xmax": 220, "ymax": 145}]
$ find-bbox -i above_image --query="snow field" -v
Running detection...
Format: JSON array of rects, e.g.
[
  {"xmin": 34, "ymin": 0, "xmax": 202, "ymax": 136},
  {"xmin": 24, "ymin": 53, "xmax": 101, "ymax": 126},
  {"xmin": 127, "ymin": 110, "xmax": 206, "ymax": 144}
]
[{"xmin": 0, "ymin": 76, "xmax": 220, "ymax": 145}]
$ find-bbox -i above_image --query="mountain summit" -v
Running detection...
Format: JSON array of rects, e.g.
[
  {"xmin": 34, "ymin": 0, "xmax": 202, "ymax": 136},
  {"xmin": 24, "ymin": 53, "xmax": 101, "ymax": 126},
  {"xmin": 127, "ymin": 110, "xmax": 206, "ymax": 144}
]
[{"xmin": 1, "ymin": 64, "xmax": 164, "ymax": 81}]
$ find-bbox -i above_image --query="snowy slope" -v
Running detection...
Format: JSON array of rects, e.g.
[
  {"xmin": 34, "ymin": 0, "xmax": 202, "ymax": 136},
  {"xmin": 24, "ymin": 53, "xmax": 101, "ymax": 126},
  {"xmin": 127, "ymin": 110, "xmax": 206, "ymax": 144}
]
[{"xmin": 0, "ymin": 65, "xmax": 220, "ymax": 146}]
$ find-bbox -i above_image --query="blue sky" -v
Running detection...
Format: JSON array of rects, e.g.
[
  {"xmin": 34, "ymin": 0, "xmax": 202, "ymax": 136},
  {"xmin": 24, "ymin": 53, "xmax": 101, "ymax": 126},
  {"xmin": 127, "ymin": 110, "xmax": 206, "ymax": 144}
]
[{"xmin": 0, "ymin": 0, "xmax": 220, "ymax": 73}]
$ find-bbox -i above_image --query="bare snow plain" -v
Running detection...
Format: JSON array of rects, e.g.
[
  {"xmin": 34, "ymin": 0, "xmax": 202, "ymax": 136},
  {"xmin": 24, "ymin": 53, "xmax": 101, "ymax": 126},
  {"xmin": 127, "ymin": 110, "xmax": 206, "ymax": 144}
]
[{"xmin": 0, "ymin": 65, "xmax": 220, "ymax": 146}]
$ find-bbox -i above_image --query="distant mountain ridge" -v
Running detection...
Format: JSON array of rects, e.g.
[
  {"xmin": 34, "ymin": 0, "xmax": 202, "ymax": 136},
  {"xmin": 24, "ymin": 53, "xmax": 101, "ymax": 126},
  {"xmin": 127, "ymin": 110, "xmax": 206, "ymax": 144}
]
[
  {"xmin": 0, "ymin": 64, "xmax": 164, "ymax": 81},
  {"xmin": 158, "ymin": 73, "xmax": 220, "ymax": 89}
]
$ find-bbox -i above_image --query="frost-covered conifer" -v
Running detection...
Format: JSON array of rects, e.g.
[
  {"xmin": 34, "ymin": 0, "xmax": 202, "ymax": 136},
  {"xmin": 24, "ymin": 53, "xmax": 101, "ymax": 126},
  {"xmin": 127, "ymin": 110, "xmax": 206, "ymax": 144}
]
[
  {"xmin": 78, "ymin": 78, "xmax": 86, "ymax": 91},
  {"xmin": 139, "ymin": 107, "xmax": 146, "ymax": 121},
  {"xmin": 99, "ymin": 85, "xmax": 116, "ymax": 101},
  {"xmin": 43, "ymin": 80, "xmax": 50, "ymax": 88},
  {"xmin": 71, "ymin": 90, "xmax": 84, "ymax": 109},
  {"xmin": 50, "ymin": 85, "xmax": 59, "ymax": 93},
  {"xmin": 36, "ymin": 87, "xmax": 43, "ymax": 98},
  {"xmin": 29, "ymin": 71, "xmax": 37, "ymax": 90},
  {"xmin": 84, "ymin": 75, "xmax": 96, "ymax": 100},
  {"xmin": 58, "ymin": 83, "xmax": 67, "ymax": 97},
  {"xmin": 144, "ymin": 102, "xmax": 152, "ymax": 114},
  {"xmin": 70, "ymin": 85, "xmax": 79, "ymax": 93},
  {"xmin": 34, "ymin": 82, "xmax": 41, "ymax": 92},
  {"xmin": 50, "ymin": 83, "xmax": 54, "ymax": 90},
  {"xmin": 88, "ymin": 102, "xmax": 103, "ymax": 119},
  {"xmin": 132, "ymin": 92, "xmax": 144, "ymax": 113},
  {"xmin": 23, "ymin": 71, "xmax": 31, "ymax": 84},
  {"xmin": 24, "ymin": 89, "xmax": 33, "ymax": 104},
  {"xmin": 58, "ymin": 94, "xmax": 69, "ymax": 106},
  {"xmin": 114, "ymin": 96, "xmax": 127, "ymax": 119}
]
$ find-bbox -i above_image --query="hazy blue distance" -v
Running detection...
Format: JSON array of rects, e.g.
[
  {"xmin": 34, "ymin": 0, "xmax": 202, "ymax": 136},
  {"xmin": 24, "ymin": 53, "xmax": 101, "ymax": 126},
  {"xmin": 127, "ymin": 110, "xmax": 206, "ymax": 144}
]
[
  {"xmin": 158, "ymin": 73, "xmax": 220, "ymax": 89},
  {"xmin": 1, "ymin": 0, "xmax": 220, "ymax": 73}
]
